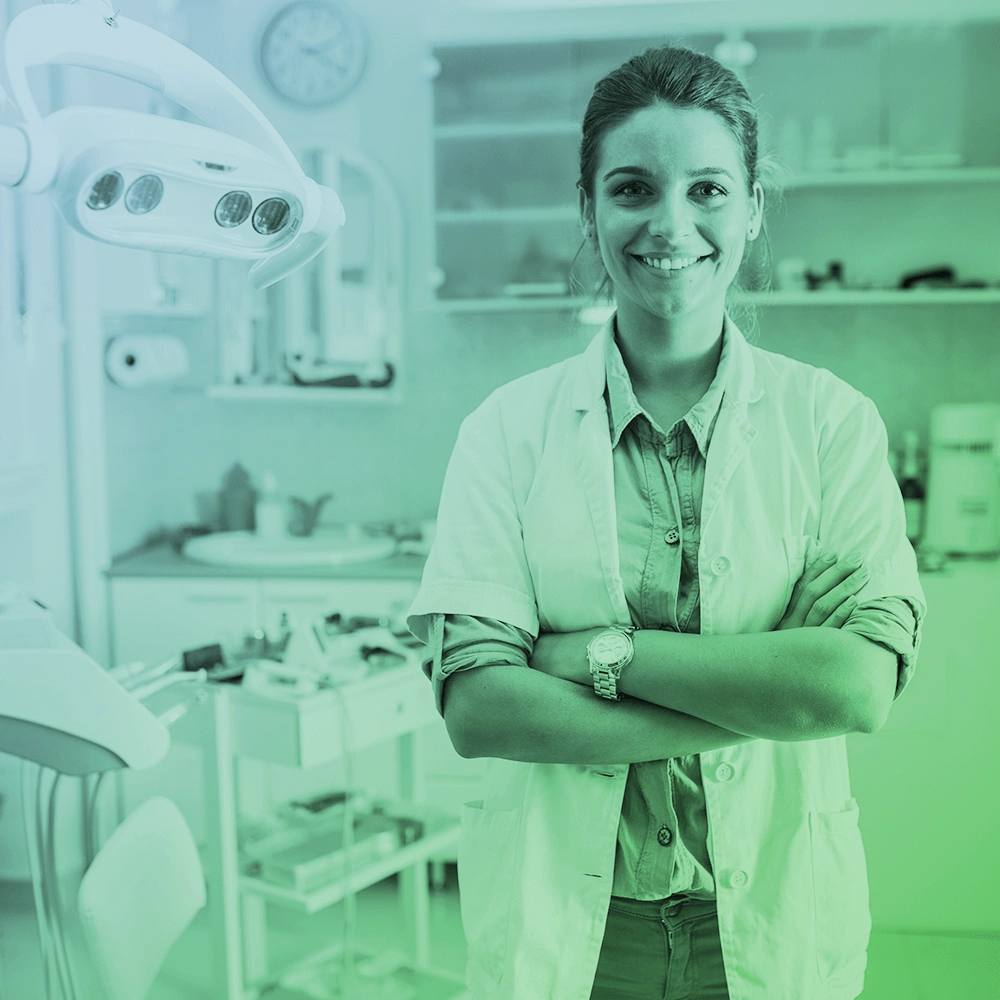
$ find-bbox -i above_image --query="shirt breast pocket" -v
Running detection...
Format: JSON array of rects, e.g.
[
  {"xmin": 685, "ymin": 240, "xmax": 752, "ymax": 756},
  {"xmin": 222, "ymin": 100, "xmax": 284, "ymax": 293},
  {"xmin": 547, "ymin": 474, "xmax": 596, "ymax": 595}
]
[{"xmin": 779, "ymin": 534, "xmax": 815, "ymax": 621}]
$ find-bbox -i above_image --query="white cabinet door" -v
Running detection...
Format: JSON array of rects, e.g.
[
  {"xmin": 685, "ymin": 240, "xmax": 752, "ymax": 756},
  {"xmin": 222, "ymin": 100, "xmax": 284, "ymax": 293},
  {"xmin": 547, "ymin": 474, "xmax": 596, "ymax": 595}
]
[{"xmin": 109, "ymin": 577, "xmax": 260, "ymax": 668}]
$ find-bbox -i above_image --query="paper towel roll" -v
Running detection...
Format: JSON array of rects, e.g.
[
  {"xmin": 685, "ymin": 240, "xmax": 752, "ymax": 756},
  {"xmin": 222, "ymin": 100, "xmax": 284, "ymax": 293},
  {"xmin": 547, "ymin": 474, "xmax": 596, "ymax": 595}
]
[{"xmin": 104, "ymin": 334, "xmax": 190, "ymax": 387}]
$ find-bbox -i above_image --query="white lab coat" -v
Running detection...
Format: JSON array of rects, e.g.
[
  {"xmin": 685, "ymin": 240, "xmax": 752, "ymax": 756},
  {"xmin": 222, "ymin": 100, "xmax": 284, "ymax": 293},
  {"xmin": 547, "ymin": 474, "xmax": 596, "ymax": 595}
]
[{"xmin": 408, "ymin": 315, "xmax": 925, "ymax": 1000}]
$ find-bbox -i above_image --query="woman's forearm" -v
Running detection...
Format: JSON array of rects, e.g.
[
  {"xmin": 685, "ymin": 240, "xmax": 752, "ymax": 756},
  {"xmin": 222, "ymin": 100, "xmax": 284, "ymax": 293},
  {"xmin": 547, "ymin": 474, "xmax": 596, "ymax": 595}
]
[
  {"xmin": 620, "ymin": 627, "xmax": 861, "ymax": 740},
  {"xmin": 445, "ymin": 664, "xmax": 755, "ymax": 765},
  {"xmin": 532, "ymin": 626, "xmax": 864, "ymax": 742}
]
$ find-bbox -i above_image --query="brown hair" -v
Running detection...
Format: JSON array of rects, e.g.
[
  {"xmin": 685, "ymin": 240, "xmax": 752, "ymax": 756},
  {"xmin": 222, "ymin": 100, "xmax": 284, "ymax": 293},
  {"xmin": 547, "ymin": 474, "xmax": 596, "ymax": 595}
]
[{"xmin": 572, "ymin": 43, "xmax": 777, "ymax": 340}]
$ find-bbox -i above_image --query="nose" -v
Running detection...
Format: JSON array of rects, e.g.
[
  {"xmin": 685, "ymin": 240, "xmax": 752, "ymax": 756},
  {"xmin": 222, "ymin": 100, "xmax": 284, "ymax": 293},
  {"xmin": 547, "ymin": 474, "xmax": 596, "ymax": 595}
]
[{"xmin": 646, "ymin": 188, "xmax": 695, "ymax": 243}]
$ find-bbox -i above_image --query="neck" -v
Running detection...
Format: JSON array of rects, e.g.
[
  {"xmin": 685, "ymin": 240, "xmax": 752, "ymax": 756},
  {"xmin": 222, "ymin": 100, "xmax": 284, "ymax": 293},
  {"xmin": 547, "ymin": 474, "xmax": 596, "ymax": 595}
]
[{"xmin": 613, "ymin": 298, "xmax": 726, "ymax": 396}]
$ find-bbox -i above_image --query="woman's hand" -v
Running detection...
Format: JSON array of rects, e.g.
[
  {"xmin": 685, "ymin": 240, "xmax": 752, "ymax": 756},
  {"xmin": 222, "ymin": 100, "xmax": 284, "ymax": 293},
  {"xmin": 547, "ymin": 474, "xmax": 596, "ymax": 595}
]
[
  {"xmin": 530, "ymin": 627, "xmax": 605, "ymax": 685},
  {"xmin": 776, "ymin": 548, "xmax": 869, "ymax": 630}
]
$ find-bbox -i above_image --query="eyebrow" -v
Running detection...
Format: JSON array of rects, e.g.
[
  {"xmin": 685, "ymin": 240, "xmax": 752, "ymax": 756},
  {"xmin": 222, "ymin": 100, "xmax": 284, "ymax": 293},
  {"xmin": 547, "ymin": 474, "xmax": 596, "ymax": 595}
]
[{"xmin": 602, "ymin": 166, "xmax": 736, "ymax": 183}]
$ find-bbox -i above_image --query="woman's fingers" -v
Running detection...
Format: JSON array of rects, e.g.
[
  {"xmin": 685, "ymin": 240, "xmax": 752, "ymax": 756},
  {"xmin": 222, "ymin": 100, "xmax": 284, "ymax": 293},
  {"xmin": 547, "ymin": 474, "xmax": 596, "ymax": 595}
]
[{"xmin": 805, "ymin": 565, "xmax": 869, "ymax": 626}]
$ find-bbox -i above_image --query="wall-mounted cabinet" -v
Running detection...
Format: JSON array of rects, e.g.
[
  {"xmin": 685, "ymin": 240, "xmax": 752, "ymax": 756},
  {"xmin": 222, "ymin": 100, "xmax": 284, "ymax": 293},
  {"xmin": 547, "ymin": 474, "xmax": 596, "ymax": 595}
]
[{"xmin": 428, "ymin": 22, "xmax": 1000, "ymax": 313}]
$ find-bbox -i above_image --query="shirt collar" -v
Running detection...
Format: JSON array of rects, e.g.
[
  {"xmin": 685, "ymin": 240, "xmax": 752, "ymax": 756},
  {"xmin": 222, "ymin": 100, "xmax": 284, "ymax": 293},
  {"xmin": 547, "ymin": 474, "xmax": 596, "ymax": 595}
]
[
  {"xmin": 573, "ymin": 309, "xmax": 762, "ymax": 419},
  {"xmin": 598, "ymin": 313, "xmax": 745, "ymax": 457}
]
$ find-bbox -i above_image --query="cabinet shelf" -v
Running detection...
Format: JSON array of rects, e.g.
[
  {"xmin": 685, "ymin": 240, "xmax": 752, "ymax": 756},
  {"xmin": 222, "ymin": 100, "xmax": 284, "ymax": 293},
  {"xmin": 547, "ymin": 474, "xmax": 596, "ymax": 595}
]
[
  {"xmin": 782, "ymin": 166, "xmax": 1000, "ymax": 188},
  {"xmin": 436, "ymin": 205, "xmax": 579, "ymax": 224},
  {"xmin": 434, "ymin": 288, "xmax": 1000, "ymax": 315},
  {"xmin": 206, "ymin": 384, "xmax": 401, "ymax": 403},
  {"xmin": 757, "ymin": 288, "xmax": 1000, "ymax": 305},
  {"xmin": 434, "ymin": 169, "xmax": 1000, "ymax": 230},
  {"xmin": 240, "ymin": 814, "xmax": 461, "ymax": 914},
  {"xmin": 435, "ymin": 120, "xmax": 580, "ymax": 139}
]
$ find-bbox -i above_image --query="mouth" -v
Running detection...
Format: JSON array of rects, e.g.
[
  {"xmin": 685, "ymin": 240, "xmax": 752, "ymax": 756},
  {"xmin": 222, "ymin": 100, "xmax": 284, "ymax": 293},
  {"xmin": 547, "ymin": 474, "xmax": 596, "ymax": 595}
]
[{"xmin": 633, "ymin": 253, "xmax": 712, "ymax": 275}]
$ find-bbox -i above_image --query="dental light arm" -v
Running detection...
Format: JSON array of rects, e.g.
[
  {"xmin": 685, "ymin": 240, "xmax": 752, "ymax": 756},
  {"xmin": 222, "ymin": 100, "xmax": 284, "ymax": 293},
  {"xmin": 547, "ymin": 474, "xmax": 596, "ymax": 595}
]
[{"xmin": 0, "ymin": 0, "xmax": 345, "ymax": 288}]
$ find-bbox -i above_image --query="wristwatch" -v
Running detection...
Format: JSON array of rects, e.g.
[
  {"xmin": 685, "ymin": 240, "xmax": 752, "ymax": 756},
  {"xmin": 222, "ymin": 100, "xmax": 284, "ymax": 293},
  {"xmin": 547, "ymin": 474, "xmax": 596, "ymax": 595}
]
[{"xmin": 587, "ymin": 625, "xmax": 636, "ymax": 701}]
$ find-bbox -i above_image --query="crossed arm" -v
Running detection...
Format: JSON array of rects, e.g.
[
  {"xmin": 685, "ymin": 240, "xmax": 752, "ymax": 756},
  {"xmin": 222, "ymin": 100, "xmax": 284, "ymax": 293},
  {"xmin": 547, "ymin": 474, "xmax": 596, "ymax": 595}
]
[
  {"xmin": 530, "ymin": 625, "xmax": 897, "ymax": 739},
  {"xmin": 446, "ymin": 626, "xmax": 897, "ymax": 764}
]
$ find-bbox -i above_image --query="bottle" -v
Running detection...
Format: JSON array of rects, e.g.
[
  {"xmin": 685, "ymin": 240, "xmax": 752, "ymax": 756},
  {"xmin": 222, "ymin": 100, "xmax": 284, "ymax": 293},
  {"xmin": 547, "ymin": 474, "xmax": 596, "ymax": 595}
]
[
  {"xmin": 219, "ymin": 463, "xmax": 255, "ymax": 532},
  {"xmin": 898, "ymin": 431, "xmax": 925, "ymax": 544},
  {"xmin": 255, "ymin": 472, "xmax": 286, "ymax": 539}
]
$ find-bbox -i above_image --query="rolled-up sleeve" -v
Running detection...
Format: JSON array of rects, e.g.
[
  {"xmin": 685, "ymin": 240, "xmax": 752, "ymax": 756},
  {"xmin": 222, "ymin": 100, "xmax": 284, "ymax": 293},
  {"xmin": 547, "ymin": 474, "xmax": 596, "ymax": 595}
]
[
  {"xmin": 813, "ymin": 375, "xmax": 927, "ymax": 708},
  {"xmin": 417, "ymin": 612, "xmax": 533, "ymax": 718},
  {"xmin": 842, "ymin": 596, "xmax": 922, "ymax": 700}
]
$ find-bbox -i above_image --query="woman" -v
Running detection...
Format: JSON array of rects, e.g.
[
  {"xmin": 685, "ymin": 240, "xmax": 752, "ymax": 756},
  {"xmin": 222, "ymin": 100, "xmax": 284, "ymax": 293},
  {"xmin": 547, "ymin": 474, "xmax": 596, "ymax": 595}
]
[{"xmin": 407, "ymin": 45, "xmax": 925, "ymax": 1000}]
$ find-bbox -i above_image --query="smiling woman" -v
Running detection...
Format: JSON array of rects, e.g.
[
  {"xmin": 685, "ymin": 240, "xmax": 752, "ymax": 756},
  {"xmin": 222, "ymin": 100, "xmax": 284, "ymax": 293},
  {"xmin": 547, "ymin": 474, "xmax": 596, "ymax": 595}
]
[
  {"xmin": 407, "ymin": 41, "xmax": 925, "ymax": 1000},
  {"xmin": 572, "ymin": 47, "xmax": 777, "ymax": 347}
]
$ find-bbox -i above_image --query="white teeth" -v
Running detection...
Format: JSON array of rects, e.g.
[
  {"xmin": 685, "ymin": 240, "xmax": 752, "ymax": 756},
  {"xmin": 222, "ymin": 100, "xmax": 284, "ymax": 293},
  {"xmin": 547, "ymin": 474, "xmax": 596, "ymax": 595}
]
[{"xmin": 639, "ymin": 255, "xmax": 701, "ymax": 271}]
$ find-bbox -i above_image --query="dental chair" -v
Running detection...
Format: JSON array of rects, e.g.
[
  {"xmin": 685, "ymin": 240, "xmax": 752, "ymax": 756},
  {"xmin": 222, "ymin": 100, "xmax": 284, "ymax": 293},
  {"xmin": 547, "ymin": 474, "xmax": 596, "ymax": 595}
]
[{"xmin": 77, "ymin": 797, "xmax": 206, "ymax": 1000}]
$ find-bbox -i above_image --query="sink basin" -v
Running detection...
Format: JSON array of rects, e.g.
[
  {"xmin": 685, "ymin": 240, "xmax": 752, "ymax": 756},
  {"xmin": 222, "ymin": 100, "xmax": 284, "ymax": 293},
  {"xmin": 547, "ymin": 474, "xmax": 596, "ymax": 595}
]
[{"xmin": 182, "ymin": 528, "xmax": 397, "ymax": 568}]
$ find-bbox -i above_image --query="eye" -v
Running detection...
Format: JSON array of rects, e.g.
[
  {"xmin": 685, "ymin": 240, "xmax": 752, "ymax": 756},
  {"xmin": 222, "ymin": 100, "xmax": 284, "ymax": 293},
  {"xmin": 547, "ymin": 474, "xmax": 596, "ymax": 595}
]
[
  {"xmin": 611, "ymin": 181, "xmax": 648, "ymax": 199},
  {"xmin": 693, "ymin": 181, "xmax": 727, "ymax": 199}
]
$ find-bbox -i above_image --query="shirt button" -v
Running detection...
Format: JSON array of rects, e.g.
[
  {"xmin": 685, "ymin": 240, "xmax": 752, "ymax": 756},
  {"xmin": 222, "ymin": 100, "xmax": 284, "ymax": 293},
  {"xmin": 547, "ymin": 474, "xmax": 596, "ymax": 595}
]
[
  {"xmin": 664, "ymin": 527, "xmax": 680, "ymax": 545},
  {"xmin": 711, "ymin": 556, "xmax": 731, "ymax": 576},
  {"xmin": 715, "ymin": 763, "xmax": 735, "ymax": 782},
  {"xmin": 730, "ymin": 869, "xmax": 749, "ymax": 888},
  {"xmin": 657, "ymin": 825, "xmax": 673, "ymax": 846}
]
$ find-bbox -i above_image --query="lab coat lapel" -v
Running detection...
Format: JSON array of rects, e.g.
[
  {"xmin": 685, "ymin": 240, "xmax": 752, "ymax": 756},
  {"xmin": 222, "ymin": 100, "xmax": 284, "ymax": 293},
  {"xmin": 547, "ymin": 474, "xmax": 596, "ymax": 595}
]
[
  {"xmin": 700, "ymin": 317, "xmax": 763, "ymax": 540},
  {"xmin": 576, "ymin": 403, "xmax": 630, "ymax": 623},
  {"xmin": 572, "ymin": 320, "xmax": 631, "ymax": 625},
  {"xmin": 700, "ymin": 397, "xmax": 757, "ymax": 541}
]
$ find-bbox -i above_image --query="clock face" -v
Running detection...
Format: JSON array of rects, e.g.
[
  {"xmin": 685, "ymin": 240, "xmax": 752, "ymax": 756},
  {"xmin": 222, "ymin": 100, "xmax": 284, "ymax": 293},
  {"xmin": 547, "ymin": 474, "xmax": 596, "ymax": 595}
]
[
  {"xmin": 592, "ymin": 632, "xmax": 629, "ymax": 663},
  {"xmin": 258, "ymin": 1, "xmax": 367, "ymax": 108}
]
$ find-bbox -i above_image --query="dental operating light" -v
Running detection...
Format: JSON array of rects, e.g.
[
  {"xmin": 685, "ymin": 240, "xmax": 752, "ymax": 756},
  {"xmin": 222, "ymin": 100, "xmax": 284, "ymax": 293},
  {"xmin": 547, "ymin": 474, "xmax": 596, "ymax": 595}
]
[{"xmin": 0, "ymin": 0, "xmax": 346, "ymax": 289}]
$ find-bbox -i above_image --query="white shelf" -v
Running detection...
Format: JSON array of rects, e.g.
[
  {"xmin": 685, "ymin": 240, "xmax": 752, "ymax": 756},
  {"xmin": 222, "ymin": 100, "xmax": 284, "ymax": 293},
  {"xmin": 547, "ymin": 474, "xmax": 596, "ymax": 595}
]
[
  {"xmin": 435, "ymin": 120, "xmax": 580, "ymax": 139},
  {"xmin": 433, "ymin": 167, "xmax": 1000, "ymax": 227},
  {"xmin": 206, "ymin": 384, "xmax": 400, "ymax": 402},
  {"xmin": 436, "ymin": 295, "xmax": 586, "ymax": 312},
  {"xmin": 437, "ymin": 205, "xmax": 579, "ymax": 224},
  {"xmin": 782, "ymin": 167, "xmax": 1000, "ymax": 188},
  {"xmin": 434, "ymin": 289, "xmax": 1000, "ymax": 314},
  {"xmin": 240, "ymin": 815, "xmax": 461, "ymax": 914},
  {"xmin": 757, "ymin": 288, "xmax": 1000, "ymax": 305}
]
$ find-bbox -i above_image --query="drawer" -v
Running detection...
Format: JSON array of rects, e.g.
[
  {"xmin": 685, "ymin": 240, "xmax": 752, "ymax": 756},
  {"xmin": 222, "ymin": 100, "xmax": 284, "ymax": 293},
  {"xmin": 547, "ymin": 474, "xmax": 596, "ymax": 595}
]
[{"xmin": 231, "ymin": 664, "xmax": 438, "ymax": 767}]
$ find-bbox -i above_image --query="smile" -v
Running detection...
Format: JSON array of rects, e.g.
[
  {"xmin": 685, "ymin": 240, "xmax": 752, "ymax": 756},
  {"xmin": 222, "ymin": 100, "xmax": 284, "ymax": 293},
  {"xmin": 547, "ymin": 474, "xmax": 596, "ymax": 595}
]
[{"xmin": 634, "ymin": 254, "xmax": 709, "ymax": 273}]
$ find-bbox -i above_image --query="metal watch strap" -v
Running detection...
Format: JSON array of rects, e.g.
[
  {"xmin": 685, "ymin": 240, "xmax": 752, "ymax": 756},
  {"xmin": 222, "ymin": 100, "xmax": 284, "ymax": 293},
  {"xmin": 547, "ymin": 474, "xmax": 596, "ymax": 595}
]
[{"xmin": 591, "ymin": 625, "xmax": 636, "ymax": 701}]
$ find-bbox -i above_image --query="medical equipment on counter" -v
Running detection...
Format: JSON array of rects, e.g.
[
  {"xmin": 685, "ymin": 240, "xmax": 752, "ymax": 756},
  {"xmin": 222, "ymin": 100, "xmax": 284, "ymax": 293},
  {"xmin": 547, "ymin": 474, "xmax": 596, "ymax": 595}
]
[
  {"xmin": 0, "ymin": 0, "xmax": 344, "ymax": 289},
  {"xmin": 250, "ymin": 620, "xmax": 414, "ymax": 693},
  {"xmin": 924, "ymin": 403, "xmax": 1000, "ymax": 555}
]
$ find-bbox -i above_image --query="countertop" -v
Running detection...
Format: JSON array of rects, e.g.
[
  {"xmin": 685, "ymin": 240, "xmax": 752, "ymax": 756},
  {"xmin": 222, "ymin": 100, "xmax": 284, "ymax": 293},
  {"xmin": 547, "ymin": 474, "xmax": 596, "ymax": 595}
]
[
  {"xmin": 105, "ymin": 541, "xmax": 997, "ymax": 583},
  {"xmin": 106, "ymin": 543, "xmax": 428, "ymax": 581}
]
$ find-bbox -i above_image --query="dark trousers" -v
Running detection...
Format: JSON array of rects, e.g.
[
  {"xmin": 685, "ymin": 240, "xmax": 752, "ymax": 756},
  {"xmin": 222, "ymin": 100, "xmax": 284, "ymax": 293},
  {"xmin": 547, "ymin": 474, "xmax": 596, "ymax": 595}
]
[{"xmin": 589, "ymin": 895, "xmax": 731, "ymax": 1000}]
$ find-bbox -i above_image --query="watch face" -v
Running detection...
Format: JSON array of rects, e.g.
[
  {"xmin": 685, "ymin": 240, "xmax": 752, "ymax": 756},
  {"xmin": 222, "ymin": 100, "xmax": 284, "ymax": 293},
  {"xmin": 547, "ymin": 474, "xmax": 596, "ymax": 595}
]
[
  {"xmin": 591, "ymin": 632, "xmax": 630, "ymax": 664},
  {"xmin": 258, "ymin": 1, "xmax": 367, "ymax": 108}
]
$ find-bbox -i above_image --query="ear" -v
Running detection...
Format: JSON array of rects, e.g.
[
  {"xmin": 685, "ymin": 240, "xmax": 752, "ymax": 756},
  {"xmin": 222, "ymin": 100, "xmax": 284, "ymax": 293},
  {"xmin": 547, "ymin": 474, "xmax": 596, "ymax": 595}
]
[{"xmin": 746, "ymin": 180, "xmax": 764, "ymax": 241}]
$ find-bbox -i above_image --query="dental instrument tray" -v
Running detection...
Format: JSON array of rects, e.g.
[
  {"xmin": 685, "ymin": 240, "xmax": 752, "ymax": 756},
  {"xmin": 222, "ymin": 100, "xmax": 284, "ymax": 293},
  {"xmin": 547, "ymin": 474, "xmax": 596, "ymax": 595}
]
[{"xmin": 241, "ymin": 799, "xmax": 426, "ymax": 892}]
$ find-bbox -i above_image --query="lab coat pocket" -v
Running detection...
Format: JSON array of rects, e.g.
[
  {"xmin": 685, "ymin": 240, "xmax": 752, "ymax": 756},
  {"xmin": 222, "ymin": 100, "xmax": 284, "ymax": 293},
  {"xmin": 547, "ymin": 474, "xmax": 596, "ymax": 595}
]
[
  {"xmin": 809, "ymin": 799, "xmax": 872, "ymax": 984},
  {"xmin": 782, "ymin": 534, "xmax": 813, "ymax": 603},
  {"xmin": 458, "ymin": 800, "xmax": 522, "ymax": 985}
]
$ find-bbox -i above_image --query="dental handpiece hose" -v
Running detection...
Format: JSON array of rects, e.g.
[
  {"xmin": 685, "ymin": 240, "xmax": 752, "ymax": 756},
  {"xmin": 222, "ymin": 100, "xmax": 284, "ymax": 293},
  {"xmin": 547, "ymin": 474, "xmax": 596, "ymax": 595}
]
[{"xmin": 0, "ymin": 124, "xmax": 29, "ymax": 187}]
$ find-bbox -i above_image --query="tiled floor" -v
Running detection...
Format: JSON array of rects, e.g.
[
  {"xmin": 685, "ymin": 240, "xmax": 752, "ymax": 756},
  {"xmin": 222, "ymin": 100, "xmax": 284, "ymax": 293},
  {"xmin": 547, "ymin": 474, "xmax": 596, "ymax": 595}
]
[{"xmin": 2, "ymin": 869, "xmax": 998, "ymax": 999}]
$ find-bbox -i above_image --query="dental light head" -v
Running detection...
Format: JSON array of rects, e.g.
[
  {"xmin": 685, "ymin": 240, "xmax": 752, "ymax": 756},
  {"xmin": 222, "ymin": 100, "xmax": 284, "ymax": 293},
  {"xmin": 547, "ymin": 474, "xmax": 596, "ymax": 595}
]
[{"xmin": 0, "ymin": 0, "xmax": 345, "ymax": 288}]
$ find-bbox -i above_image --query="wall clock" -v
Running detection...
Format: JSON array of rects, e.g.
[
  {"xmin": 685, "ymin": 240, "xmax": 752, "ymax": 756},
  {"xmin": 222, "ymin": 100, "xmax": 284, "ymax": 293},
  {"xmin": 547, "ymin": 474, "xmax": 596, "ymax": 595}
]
[{"xmin": 258, "ymin": 1, "xmax": 367, "ymax": 108}]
